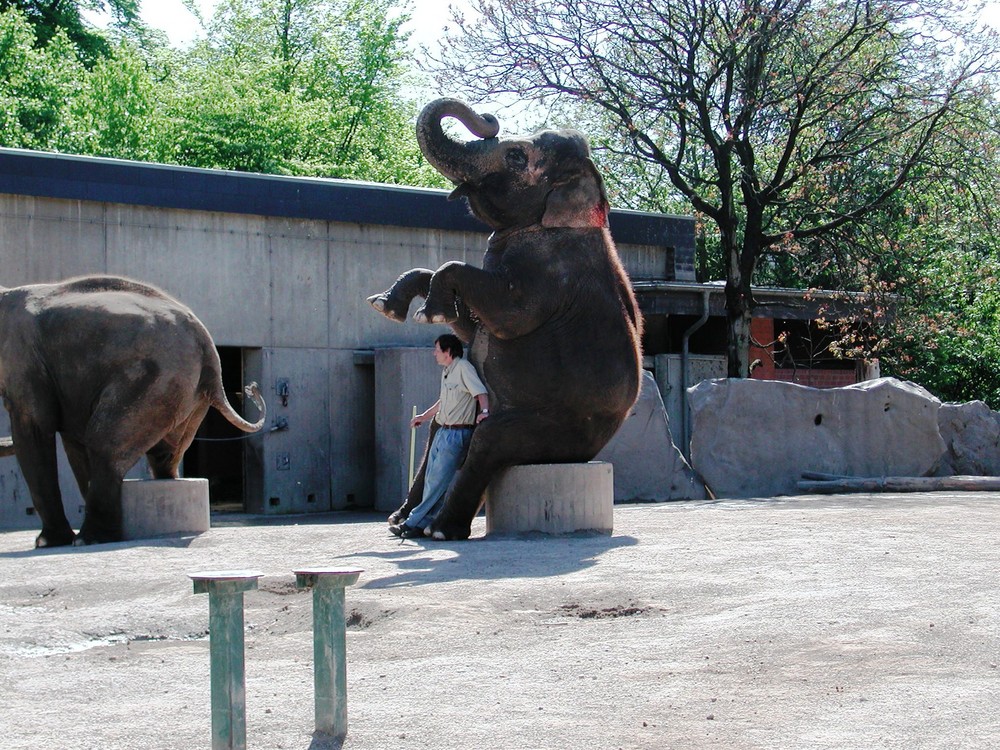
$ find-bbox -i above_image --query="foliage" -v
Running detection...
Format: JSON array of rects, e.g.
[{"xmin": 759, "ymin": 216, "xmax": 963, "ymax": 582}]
[
  {"xmin": 0, "ymin": 8, "xmax": 82, "ymax": 148},
  {"xmin": 0, "ymin": 0, "xmax": 143, "ymax": 64},
  {"xmin": 0, "ymin": 1, "xmax": 448, "ymax": 187},
  {"xmin": 430, "ymin": 0, "xmax": 1000, "ymax": 376},
  {"xmin": 149, "ymin": 0, "xmax": 437, "ymax": 182}
]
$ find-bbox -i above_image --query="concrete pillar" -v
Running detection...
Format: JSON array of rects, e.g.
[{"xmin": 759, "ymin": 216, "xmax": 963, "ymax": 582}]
[
  {"xmin": 485, "ymin": 462, "xmax": 614, "ymax": 536},
  {"xmin": 189, "ymin": 570, "xmax": 263, "ymax": 750},
  {"xmin": 122, "ymin": 478, "xmax": 210, "ymax": 540},
  {"xmin": 294, "ymin": 567, "xmax": 363, "ymax": 739}
]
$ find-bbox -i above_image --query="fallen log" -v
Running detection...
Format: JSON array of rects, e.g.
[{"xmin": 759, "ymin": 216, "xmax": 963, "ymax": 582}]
[{"xmin": 798, "ymin": 475, "xmax": 1000, "ymax": 494}]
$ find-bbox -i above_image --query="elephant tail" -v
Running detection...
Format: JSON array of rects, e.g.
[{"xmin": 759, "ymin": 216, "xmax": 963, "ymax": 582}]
[
  {"xmin": 0, "ymin": 436, "xmax": 14, "ymax": 457},
  {"xmin": 212, "ymin": 382, "xmax": 267, "ymax": 433}
]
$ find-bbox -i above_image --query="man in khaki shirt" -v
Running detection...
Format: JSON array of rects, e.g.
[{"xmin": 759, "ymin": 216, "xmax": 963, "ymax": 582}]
[{"xmin": 390, "ymin": 333, "xmax": 489, "ymax": 538}]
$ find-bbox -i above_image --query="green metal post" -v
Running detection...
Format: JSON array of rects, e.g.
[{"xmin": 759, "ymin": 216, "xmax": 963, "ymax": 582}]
[
  {"xmin": 190, "ymin": 570, "xmax": 263, "ymax": 750},
  {"xmin": 294, "ymin": 567, "xmax": 363, "ymax": 738}
]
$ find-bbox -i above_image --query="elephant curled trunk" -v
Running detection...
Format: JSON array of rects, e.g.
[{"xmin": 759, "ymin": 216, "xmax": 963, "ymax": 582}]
[{"xmin": 415, "ymin": 98, "xmax": 503, "ymax": 187}]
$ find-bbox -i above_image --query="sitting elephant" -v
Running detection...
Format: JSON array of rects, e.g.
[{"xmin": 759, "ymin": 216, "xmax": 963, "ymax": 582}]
[
  {"xmin": 0, "ymin": 275, "xmax": 266, "ymax": 547},
  {"xmin": 368, "ymin": 98, "xmax": 642, "ymax": 540}
]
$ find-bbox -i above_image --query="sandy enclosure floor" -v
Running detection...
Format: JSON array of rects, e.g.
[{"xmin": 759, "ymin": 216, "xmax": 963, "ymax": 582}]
[{"xmin": 1, "ymin": 495, "xmax": 998, "ymax": 750}]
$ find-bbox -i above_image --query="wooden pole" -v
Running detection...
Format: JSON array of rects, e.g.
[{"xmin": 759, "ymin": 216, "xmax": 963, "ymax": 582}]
[
  {"xmin": 294, "ymin": 568, "xmax": 363, "ymax": 738},
  {"xmin": 798, "ymin": 475, "xmax": 1000, "ymax": 494},
  {"xmin": 190, "ymin": 570, "xmax": 263, "ymax": 750},
  {"xmin": 408, "ymin": 405, "xmax": 417, "ymax": 487}
]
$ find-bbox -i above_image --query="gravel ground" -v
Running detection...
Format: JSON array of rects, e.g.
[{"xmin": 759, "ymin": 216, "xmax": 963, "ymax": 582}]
[{"xmin": 1, "ymin": 494, "xmax": 998, "ymax": 750}]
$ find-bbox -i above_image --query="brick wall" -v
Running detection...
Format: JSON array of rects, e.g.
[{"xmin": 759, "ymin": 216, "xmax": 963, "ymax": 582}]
[
  {"xmin": 769, "ymin": 369, "xmax": 858, "ymax": 388},
  {"xmin": 749, "ymin": 316, "xmax": 857, "ymax": 389}
]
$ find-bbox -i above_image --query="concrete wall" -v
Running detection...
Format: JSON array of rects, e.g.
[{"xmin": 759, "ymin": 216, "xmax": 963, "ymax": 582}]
[
  {"xmin": 0, "ymin": 196, "xmax": 474, "ymax": 527},
  {"xmin": 0, "ymin": 150, "xmax": 695, "ymax": 531}
]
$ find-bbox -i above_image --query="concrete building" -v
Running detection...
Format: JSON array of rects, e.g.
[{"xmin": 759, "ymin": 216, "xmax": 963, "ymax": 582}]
[{"xmin": 0, "ymin": 148, "xmax": 858, "ymax": 530}]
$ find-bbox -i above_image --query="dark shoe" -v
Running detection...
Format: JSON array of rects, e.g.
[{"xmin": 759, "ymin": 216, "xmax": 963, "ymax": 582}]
[{"xmin": 389, "ymin": 523, "xmax": 424, "ymax": 539}]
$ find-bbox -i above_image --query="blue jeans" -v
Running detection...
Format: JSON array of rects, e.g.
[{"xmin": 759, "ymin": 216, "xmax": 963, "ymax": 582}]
[{"xmin": 406, "ymin": 426, "xmax": 473, "ymax": 530}]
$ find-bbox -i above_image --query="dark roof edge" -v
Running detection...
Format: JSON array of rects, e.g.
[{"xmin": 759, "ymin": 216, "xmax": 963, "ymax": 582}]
[{"xmin": 0, "ymin": 147, "xmax": 694, "ymax": 247}]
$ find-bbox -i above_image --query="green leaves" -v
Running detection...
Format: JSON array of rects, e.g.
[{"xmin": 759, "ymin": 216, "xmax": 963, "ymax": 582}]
[{"xmin": 0, "ymin": 0, "xmax": 447, "ymax": 187}]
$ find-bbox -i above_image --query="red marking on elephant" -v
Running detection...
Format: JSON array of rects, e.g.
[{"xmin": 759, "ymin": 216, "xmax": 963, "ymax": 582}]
[{"xmin": 589, "ymin": 204, "xmax": 609, "ymax": 227}]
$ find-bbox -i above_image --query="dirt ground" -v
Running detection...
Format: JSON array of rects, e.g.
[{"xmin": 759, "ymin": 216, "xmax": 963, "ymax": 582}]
[{"xmin": 1, "ymin": 494, "xmax": 998, "ymax": 750}]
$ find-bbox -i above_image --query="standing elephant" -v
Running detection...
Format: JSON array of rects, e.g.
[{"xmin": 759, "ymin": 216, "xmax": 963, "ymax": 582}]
[
  {"xmin": 368, "ymin": 98, "xmax": 642, "ymax": 540},
  {"xmin": 0, "ymin": 275, "xmax": 266, "ymax": 547}
]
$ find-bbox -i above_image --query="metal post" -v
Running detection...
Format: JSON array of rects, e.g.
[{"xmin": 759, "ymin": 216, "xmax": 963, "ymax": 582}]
[
  {"xmin": 294, "ymin": 567, "xmax": 363, "ymax": 738},
  {"xmin": 190, "ymin": 570, "xmax": 263, "ymax": 750}
]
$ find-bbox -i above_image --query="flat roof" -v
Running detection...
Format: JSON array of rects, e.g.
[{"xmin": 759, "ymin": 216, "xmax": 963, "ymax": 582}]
[{"xmin": 0, "ymin": 147, "xmax": 693, "ymax": 248}]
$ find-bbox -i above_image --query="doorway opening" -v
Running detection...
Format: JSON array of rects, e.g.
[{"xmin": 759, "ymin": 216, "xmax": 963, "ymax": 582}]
[{"xmin": 183, "ymin": 347, "xmax": 253, "ymax": 513}]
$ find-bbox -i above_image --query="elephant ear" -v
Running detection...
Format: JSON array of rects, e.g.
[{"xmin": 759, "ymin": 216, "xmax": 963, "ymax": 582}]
[{"xmin": 541, "ymin": 159, "xmax": 610, "ymax": 229}]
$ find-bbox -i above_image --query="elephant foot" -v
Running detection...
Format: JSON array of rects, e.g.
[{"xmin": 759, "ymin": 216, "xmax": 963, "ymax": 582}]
[
  {"xmin": 367, "ymin": 293, "xmax": 410, "ymax": 323},
  {"xmin": 35, "ymin": 528, "xmax": 76, "ymax": 548},
  {"xmin": 428, "ymin": 518, "xmax": 472, "ymax": 541},
  {"xmin": 75, "ymin": 524, "xmax": 123, "ymax": 546},
  {"xmin": 413, "ymin": 304, "xmax": 456, "ymax": 325}
]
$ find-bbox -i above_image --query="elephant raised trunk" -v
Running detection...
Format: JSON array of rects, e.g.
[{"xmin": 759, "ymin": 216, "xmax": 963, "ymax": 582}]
[{"xmin": 415, "ymin": 98, "xmax": 502, "ymax": 185}]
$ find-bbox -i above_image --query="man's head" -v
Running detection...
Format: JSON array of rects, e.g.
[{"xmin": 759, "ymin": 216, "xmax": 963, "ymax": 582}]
[{"xmin": 434, "ymin": 333, "xmax": 463, "ymax": 366}]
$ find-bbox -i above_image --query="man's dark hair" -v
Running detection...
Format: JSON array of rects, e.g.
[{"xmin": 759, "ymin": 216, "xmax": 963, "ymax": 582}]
[{"xmin": 435, "ymin": 333, "xmax": 463, "ymax": 359}]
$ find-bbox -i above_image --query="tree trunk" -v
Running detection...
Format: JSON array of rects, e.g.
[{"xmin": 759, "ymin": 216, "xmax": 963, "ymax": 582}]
[{"xmin": 723, "ymin": 227, "xmax": 753, "ymax": 378}]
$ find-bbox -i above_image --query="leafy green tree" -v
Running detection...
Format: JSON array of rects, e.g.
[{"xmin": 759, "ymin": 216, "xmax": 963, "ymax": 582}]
[
  {"xmin": 0, "ymin": 7, "xmax": 83, "ymax": 148},
  {"xmin": 61, "ymin": 40, "xmax": 161, "ymax": 160},
  {"xmin": 157, "ymin": 0, "xmax": 446, "ymax": 184},
  {"xmin": 430, "ymin": 0, "xmax": 1000, "ymax": 376},
  {"xmin": 0, "ymin": 0, "xmax": 142, "ymax": 63},
  {"xmin": 1, "ymin": 1, "xmax": 446, "ymax": 187}
]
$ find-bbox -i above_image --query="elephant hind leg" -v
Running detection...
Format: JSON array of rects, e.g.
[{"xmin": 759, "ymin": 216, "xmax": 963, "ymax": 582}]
[
  {"xmin": 146, "ymin": 407, "xmax": 209, "ymax": 479},
  {"xmin": 62, "ymin": 436, "xmax": 91, "ymax": 498},
  {"xmin": 10, "ymin": 416, "xmax": 74, "ymax": 548},
  {"xmin": 429, "ymin": 411, "xmax": 614, "ymax": 541},
  {"xmin": 75, "ymin": 457, "xmax": 125, "ymax": 545},
  {"xmin": 388, "ymin": 421, "xmax": 439, "ymax": 524},
  {"xmin": 368, "ymin": 268, "xmax": 433, "ymax": 322}
]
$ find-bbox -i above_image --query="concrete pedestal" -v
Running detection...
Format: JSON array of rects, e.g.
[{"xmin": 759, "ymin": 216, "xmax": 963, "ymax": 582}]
[
  {"xmin": 122, "ymin": 478, "xmax": 211, "ymax": 541},
  {"xmin": 485, "ymin": 462, "xmax": 614, "ymax": 536}
]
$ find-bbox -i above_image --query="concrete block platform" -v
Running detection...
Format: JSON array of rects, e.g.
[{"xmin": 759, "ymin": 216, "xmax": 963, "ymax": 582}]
[
  {"xmin": 121, "ymin": 478, "xmax": 210, "ymax": 540},
  {"xmin": 485, "ymin": 462, "xmax": 614, "ymax": 535}
]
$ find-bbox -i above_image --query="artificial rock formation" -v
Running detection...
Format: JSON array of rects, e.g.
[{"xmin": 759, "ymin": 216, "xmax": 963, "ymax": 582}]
[
  {"xmin": 934, "ymin": 400, "xmax": 1000, "ymax": 477},
  {"xmin": 596, "ymin": 371, "xmax": 706, "ymax": 502},
  {"xmin": 688, "ymin": 377, "xmax": 945, "ymax": 498}
]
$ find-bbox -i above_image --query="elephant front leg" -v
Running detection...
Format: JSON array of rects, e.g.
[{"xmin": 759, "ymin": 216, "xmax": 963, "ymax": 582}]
[
  {"xmin": 367, "ymin": 268, "xmax": 433, "ymax": 322},
  {"xmin": 415, "ymin": 261, "xmax": 550, "ymax": 339}
]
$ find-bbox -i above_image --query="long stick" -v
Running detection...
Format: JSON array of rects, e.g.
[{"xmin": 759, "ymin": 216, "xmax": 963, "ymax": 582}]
[
  {"xmin": 408, "ymin": 405, "xmax": 417, "ymax": 487},
  {"xmin": 798, "ymin": 475, "xmax": 1000, "ymax": 494}
]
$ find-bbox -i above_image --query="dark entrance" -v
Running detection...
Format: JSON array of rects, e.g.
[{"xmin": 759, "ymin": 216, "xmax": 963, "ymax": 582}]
[{"xmin": 183, "ymin": 347, "xmax": 249, "ymax": 512}]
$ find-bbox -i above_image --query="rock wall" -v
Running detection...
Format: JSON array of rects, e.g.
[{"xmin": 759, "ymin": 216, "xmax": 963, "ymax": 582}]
[
  {"xmin": 934, "ymin": 400, "xmax": 1000, "ymax": 476},
  {"xmin": 688, "ymin": 377, "xmax": 945, "ymax": 498},
  {"xmin": 596, "ymin": 371, "xmax": 706, "ymax": 502}
]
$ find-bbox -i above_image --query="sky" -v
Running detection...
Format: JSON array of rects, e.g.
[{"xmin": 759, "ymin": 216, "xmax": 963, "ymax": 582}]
[{"xmin": 139, "ymin": 1, "xmax": 1000, "ymax": 48}]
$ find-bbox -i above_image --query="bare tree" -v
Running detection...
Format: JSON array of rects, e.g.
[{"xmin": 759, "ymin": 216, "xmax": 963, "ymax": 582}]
[{"xmin": 430, "ymin": 0, "xmax": 1000, "ymax": 376}]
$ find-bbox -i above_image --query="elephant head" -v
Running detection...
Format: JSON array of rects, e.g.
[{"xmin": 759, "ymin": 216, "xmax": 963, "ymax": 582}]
[{"xmin": 416, "ymin": 98, "xmax": 609, "ymax": 231}]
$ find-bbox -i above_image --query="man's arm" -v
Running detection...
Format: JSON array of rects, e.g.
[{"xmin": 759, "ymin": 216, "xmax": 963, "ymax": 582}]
[
  {"xmin": 475, "ymin": 392, "xmax": 490, "ymax": 423},
  {"xmin": 411, "ymin": 400, "xmax": 440, "ymax": 427}
]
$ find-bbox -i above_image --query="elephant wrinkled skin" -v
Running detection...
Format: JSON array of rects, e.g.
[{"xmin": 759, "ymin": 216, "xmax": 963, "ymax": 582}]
[
  {"xmin": 369, "ymin": 98, "xmax": 642, "ymax": 540},
  {"xmin": 0, "ymin": 275, "xmax": 266, "ymax": 547}
]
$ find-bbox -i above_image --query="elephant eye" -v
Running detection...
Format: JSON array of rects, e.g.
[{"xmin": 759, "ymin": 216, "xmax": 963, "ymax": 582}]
[{"xmin": 505, "ymin": 149, "xmax": 528, "ymax": 172}]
